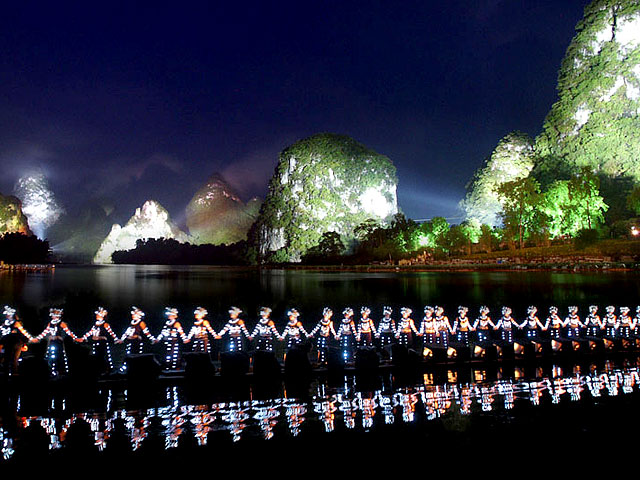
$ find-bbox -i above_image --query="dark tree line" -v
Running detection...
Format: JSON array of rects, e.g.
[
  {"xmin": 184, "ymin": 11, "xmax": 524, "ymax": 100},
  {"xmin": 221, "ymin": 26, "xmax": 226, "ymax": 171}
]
[
  {"xmin": 111, "ymin": 238, "xmax": 248, "ymax": 265},
  {"xmin": 0, "ymin": 233, "xmax": 51, "ymax": 264}
]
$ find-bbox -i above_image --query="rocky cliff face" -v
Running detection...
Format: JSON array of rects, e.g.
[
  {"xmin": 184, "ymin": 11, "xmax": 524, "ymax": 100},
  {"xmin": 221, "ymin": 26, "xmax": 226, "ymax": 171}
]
[
  {"xmin": 93, "ymin": 200, "xmax": 188, "ymax": 264},
  {"xmin": 13, "ymin": 172, "xmax": 63, "ymax": 239},
  {"xmin": 536, "ymin": 0, "xmax": 640, "ymax": 181},
  {"xmin": 185, "ymin": 173, "xmax": 261, "ymax": 245},
  {"xmin": 252, "ymin": 133, "xmax": 398, "ymax": 262},
  {"xmin": 461, "ymin": 131, "xmax": 536, "ymax": 227},
  {"xmin": 0, "ymin": 193, "xmax": 32, "ymax": 235}
]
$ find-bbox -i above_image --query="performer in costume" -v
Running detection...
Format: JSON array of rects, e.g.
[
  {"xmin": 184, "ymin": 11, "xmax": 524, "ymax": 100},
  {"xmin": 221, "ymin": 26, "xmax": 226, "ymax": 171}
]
[
  {"xmin": 494, "ymin": 306, "xmax": 517, "ymax": 343},
  {"xmin": 357, "ymin": 306, "xmax": 377, "ymax": 347},
  {"xmin": 0, "ymin": 306, "xmax": 33, "ymax": 376},
  {"xmin": 154, "ymin": 307, "xmax": 187, "ymax": 370},
  {"xmin": 216, "ymin": 306, "xmax": 252, "ymax": 353},
  {"xmin": 419, "ymin": 306, "xmax": 437, "ymax": 345},
  {"xmin": 473, "ymin": 306, "xmax": 494, "ymax": 343},
  {"xmin": 118, "ymin": 307, "xmax": 155, "ymax": 373},
  {"xmin": 434, "ymin": 306, "xmax": 451, "ymax": 348},
  {"xmin": 544, "ymin": 306, "xmax": 564, "ymax": 339},
  {"xmin": 584, "ymin": 305, "xmax": 603, "ymax": 337},
  {"xmin": 520, "ymin": 306, "xmax": 544, "ymax": 339},
  {"xmin": 33, "ymin": 308, "xmax": 79, "ymax": 377},
  {"xmin": 376, "ymin": 306, "xmax": 396, "ymax": 347},
  {"xmin": 565, "ymin": 306, "xmax": 584, "ymax": 338},
  {"xmin": 186, "ymin": 307, "xmax": 217, "ymax": 354},
  {"xmin": 250, "ymin": 307, "xmax": 281, "ymax": 353},
  {"xmin": 281, "ymin": 308, "xmax": 308, "ymax": 350},
  {"xmin": 618, "ymin": 306, "xmax": 634, "ymax": 338},
  {"xmin": 80, "ymin": 307, "xmax": 118, "ymax": 373},
  {"xmin": 603, "ymin": 306, "xmax": 618, "ymax": 337},
  {"xmin": 451, "ymin": 306, "xmax": 474, "ymax": 346},
  {"xmin": 336, "ymin": 307, "xmax": 357, "ymax": 364},
  {"xmin": 309, "ymin": 307, "xmax": 337, "ymax": 365},
  {"xmin": 396, "ymin": 307, "xmax": 418, "ymax": 347}
]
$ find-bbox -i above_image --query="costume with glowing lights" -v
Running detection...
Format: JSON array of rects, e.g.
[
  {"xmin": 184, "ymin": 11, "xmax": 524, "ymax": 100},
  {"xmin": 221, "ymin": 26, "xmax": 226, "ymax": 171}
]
[
  {"xmin": 544, "ymin": 307, "xmax": 564, "ymax": 340},
  {"xmin": 81, "ymin": 307, "xmax": 118, "ymax": 373},
  {"xmin": 376, "ymin": 306, "xmax": 396, "ymax": 347},
  {"xmin": 217, "ymin": 307, "xmax": 252, "ymax": 353},
  {"xmin": 618, "ymin": 307, "xmax": 633, "ymax": 338},
  {"xmin": 420, "ymin": 306, "xmax": 437, "ymax": 345},
  {"xmin": 564, "ymin": 306, "xmax": 584, "ymax": 338},
  {"xmin": 34, "ymin": 308, "xmax": 79, "ymax": 377},
  {"xmin": 396, "ymin": 307, "xmax": 418, "ymax": 347},
  {"xmin": 281, "ymin": 309, "xmax": 308, "ymax": 350},
  {"xmin": 452, "ymin": 306, "xmax": 473, "ymax": 346},
  {"xmin": 0, "ymin": 306, "xmax": 33, "ymax": 376},
  {"xmin": 250, "ymin": 307, "xmax": 281, "ymax": 353},
  {"xmin": 120, "ymin": 307, "xmax": 155, "ymax": 358},
  {"xmin": 186, "ymin": 307, "xmax": 217, "ymax": 354},
  {"xmin": 521, "ymin": 306, "xmax": 544, "ymax": 339},
  {"xmin": 603, "ymin": 306, "xmax": 618, "ymax": 338},
  {"xmin": 494, "ymin": 307, "xmax": 517, "ymax": 343},
  {"xmin": 309, "ymin": 307, "xmax": 336, "ymax": 364},
  {"xmin": 155, "ymin": 308, "xmax": 188, "ymax": 370},
  {"xmin": 584, "ymin": 306, "xmax": 603, "ymax": 337},
  {"xmin": 434, "ymin": 306, "xmax": 451, "ymax": 348},
  {"xmin": 473, "ymin": 306, "xmax": 494, "ymax": 343},
  {"xmin": 336, "ymin": 308, "xmax": 357, "ymax": 363},
  {"xmin": 357, "ymin": 307, "xmax": 377, "ymax": 347}
]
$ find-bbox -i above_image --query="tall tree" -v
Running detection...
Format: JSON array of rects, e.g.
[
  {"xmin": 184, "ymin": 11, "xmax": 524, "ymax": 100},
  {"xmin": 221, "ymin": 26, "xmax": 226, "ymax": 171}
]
[{"xmin": 496, "ymin": 177, "xmax": 545, "ymax": 249}]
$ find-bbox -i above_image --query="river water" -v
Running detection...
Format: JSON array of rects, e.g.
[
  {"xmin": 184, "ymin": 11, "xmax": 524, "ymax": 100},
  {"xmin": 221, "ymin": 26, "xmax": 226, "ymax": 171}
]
[{"xmin": 2, "ymin": 266, "xmax": 640, "ymax": 463}]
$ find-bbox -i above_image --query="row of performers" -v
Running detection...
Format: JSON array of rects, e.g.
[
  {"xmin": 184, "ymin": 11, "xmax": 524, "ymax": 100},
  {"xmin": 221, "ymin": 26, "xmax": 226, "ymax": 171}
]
[{"xmin": 2, "ymin": 303, "xmax": 640, "ymax": 375}]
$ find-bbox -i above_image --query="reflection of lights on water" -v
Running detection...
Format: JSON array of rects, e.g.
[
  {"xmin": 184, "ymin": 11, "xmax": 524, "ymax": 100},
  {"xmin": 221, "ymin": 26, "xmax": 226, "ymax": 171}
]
[{"xmin": 3, "ymin": 364, "xmax": 640, "ymax": 458}]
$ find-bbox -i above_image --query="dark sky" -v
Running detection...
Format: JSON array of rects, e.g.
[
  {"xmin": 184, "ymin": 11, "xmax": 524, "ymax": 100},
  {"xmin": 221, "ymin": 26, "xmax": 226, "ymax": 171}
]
[{"xmin": 0, "ymin": 0, "xmax": 590, "ymax": 224}]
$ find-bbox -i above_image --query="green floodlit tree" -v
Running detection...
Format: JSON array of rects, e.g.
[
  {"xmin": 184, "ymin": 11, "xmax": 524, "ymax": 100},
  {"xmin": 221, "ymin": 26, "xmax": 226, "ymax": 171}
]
[
  {"xmin": 417, "ymin": 216, "xmax": 450, "ymax": 248},
  {"xmin": 541, "ymin": 168, "xmax": 608, "ymax": 238},
  {"xmin": 496, "ymin": 177, "xmax": 545, "ymax": 249},
  {"xmin": 536, "ymin": 0, "xmax": 640, "ymax": 184},
  {"xmin": 627, "ymin": 185, "xmax": 640, "ymax": 214},
  {"xmin": 461, "ymin": 131, "xmax": 537, "ymax": 227}
]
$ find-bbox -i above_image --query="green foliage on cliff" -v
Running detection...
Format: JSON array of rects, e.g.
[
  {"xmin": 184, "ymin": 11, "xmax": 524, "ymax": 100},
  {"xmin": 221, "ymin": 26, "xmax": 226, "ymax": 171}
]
[
  {"xmin": 536, "ymin": 0, "xmax": 640, "ymax": 182},
  {"xmin": 252, "ymin": 133, "xmax": 398, "ymax": 263},
  {"xmin": 0, "ymin": 194, "xmax": 31, "ymax": 235}
]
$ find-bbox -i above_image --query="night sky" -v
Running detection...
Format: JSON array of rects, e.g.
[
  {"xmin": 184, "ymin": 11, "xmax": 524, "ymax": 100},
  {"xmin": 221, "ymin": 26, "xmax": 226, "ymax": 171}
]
[{"xmin": 0, "ymin": 0, "xmax": 590, "ymax": 225}]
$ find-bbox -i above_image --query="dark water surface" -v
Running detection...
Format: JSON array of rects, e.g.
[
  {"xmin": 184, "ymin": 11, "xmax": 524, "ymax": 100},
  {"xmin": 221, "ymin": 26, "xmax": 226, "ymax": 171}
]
[
  {"xmin": 2, "ymin": 265, "xmax": 639, "ymax": 335},
  {"xmin": 1, "ymin": 358, "xmax": 639, "ymax": 463},
  {"xmin": 2, "ymin": 266, "xmax": 640, "ymax": 465}
]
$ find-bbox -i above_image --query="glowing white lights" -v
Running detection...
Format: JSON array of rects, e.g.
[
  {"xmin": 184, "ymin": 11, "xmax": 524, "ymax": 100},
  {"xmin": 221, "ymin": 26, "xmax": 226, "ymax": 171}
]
[{"xmin": 14, "ymin": 172, "xmax": 63, "ymax": 238}]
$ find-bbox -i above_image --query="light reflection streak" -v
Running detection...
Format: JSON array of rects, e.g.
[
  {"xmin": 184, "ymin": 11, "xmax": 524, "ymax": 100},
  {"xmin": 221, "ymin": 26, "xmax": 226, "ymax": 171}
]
[{"xmin": 2, "ymin": 362, "xmax": 640, "ymax": 460}]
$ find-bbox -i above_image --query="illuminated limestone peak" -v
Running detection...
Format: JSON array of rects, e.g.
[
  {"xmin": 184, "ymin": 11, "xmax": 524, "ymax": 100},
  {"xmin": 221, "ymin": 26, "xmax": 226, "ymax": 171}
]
[
  {"xmin": 252, "ymin": 133, "xmax": 398, "ymax": 262},
  {"xmin": 537, "ymin": 0, "xmax": 640, "ymax": 181},
  {"xmin": 0, "ymin": 193, "xmax": 32, "ymax": 235},
  {"xmin": 13, "ymin": 172, "xmax": 63, "ymax": 239},
  {"xmin": 185, "ymin": 173, "xmax": 261, "ymax": 245},
  {"xmin": 461, "ymin": 131, "xmax": 535, "ymax": 227},
  {"xmin": 93, "ymin": 200, "xmax": 188, "ymax": 263}
]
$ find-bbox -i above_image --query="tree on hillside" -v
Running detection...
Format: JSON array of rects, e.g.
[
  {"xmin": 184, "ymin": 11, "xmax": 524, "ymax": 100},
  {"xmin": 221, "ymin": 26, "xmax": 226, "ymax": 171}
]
[{"xmin": 496, "ymin": 177, "xmax": 545, "ymax": 249}]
